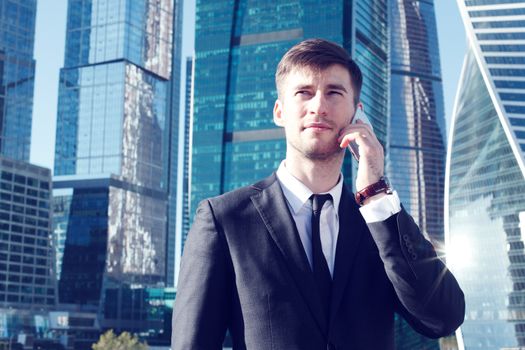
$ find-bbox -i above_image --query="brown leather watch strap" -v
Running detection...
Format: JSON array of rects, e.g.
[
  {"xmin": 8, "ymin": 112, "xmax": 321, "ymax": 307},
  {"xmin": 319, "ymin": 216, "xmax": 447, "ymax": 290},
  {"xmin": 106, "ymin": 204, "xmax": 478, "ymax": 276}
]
[{"xmin": 355, "ymin": 176, "xmax": 393, "ymax": 205}]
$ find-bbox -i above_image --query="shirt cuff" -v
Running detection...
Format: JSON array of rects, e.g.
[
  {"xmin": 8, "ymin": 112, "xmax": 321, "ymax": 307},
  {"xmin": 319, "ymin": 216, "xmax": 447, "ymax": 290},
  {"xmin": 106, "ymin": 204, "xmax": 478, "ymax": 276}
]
[{"xmin": 359, "ymin": 190, "xmax": 401, "ymax": 223}]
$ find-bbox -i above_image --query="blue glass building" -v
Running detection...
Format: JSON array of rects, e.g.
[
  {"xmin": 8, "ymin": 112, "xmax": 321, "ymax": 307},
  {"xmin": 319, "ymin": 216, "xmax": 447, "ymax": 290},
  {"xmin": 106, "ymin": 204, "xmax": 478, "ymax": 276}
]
[
  {"xmin": 388, "ymin": 0, "xmax": 446, "ymax": 243},
  {"xmin": 0, "ymin": 1, "xmax": 59, "ymax": 345},
  {"xmin": 166, "ymin": 0, "xmax": 184, "ymax": 288},
  {"xmin": 191, "ymin": 0, "xmax": 389, "ymax": 219},
  {"xmin": 52, "ymin": 0, "xmax": 182, "ymax": 334},
  {"xmin": 389, "ymin": 1, "xmax": 446, "ymax": 348},
  {"xmin": 0, "ymin": 0, "xmax": 36, "ymax": 161},
  {"xmin": 446, "ymin": 1, "xmax": 525, "ymax": 348},
  {"xmin": 174, "ymin": 56, "xmax": 192, "ymax": 284}
]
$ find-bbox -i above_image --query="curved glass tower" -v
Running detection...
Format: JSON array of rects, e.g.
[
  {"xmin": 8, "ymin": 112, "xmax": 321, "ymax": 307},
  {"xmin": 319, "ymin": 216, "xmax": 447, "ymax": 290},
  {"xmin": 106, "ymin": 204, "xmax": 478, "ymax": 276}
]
[
  {"xmin": 388, "ymin": 0, "xmax": 446, "ymax": 244},
  {"xmin": 388, "ymin": 1, "xmax": 445, "ymax": 348},
  {"xmin": 446, "ymin": 1, "xmax": 525, "ymax": 348}
]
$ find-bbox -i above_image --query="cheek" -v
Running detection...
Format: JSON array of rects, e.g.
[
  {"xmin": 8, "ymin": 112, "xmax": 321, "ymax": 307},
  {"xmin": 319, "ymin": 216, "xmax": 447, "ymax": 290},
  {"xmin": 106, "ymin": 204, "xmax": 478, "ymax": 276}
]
[{"xmin": 283, "ymin": 104, "xmax": 306, "ymax": 120}]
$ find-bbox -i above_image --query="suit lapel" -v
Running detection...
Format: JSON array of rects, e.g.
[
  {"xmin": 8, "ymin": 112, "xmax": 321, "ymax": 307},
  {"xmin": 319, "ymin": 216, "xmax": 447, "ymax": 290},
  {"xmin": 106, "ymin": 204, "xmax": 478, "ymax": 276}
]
[
  {"xmin": 329, "ymin": 184, "xmax": 367, "ymax": 330},
  {"xmin": 250, "ymin": 175, "xmax": 329, "ymax": 336}
]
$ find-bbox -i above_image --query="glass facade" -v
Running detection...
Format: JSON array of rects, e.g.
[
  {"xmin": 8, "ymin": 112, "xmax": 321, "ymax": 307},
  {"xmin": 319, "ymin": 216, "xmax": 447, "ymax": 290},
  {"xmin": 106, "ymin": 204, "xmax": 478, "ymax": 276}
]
[
  {"xmin": 53, "ymin": 176, "xmax": 168, "ymax": 330},
  {"xmin": 447, "ymin": 1, "xmax": 525, "ymax": 348},
  {"xmin": 52, "ymin": 0, "xmax": 181, "ymax": 334},
  {"xmin": 166, "ymin": 0, "xmax": 183, "ymax": 287},
  {"xmin": 447, "ymin": 49, "xmax": 525, "ymax": 350},
  {"xmin": 388, "ymin": 1, "xmax": 446, "ymax": 348},
  {"xmin": 54, "ymin": 61, "xmax": 169, "ymax": 187},
  {"xmin": 174, "ymin": 56, "xmax": 193, "ymax": 285},
  {"xmin": 191, "ymin": 0, "xmax": 389, "ymax": 216},
  {"xmin": 0, "ymin": 0, "xmax": 36, "ymax": 161},
  {"xmin": 459, "ymin": 0, "xmax": 525, "ymax": 171},
  {"xmin": 64, "ymin": 0, "xmax": 172, "ymax": 79},
  {"xmin": 0, "ymin": 156, "xmax": 55, "ymax": 309},
  {"xmin": 388, "ymin": 0, "xmax": 446, "ymax": 243}
]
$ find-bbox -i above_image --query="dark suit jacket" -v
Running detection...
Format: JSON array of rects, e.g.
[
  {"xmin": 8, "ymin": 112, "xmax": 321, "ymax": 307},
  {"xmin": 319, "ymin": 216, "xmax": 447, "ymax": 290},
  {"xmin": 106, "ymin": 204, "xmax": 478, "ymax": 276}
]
[{"xmin": 172, "ymin": 174, "xmax": 465, "ymax": 350}]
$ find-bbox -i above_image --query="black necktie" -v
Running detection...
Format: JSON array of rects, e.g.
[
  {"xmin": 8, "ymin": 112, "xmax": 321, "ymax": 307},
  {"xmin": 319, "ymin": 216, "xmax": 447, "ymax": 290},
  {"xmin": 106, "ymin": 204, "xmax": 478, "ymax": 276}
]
[{"xmin": 310, "ymin": 193, "xmax": 333, "ymax": 321}]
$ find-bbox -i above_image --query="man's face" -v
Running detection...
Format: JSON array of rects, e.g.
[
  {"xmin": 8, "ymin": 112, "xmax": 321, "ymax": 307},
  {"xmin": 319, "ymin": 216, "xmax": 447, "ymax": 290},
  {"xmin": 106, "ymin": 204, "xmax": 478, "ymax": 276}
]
[{"xmin": 273, "ymin": 64, "xmax": 357, "ymax": 161}]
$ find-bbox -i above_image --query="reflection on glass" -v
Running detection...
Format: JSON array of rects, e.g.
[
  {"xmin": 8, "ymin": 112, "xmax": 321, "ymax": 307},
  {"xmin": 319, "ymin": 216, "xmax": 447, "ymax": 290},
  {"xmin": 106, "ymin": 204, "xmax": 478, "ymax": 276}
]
[
  {"xmin": 0, "ymin": 1, "xmax": 36, "ymax": 161},
  {"xmin": 448, "ymin": 49, "xmax": 525, "ymax": 349}
]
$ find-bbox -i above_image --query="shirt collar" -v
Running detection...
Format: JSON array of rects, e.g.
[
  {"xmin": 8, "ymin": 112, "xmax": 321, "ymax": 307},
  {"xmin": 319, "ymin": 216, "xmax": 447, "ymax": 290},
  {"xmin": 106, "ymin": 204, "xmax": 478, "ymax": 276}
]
[{"xmin": 276, "ymin": 160, "xmax": 343, "ymax": 215}]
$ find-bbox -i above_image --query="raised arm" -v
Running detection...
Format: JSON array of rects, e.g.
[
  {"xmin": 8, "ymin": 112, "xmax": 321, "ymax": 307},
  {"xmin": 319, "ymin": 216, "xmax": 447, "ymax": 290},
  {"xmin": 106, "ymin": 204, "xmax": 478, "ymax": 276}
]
[{"xmin": 367, "ymin": 208, "xmax": 465, "ymax": 337}]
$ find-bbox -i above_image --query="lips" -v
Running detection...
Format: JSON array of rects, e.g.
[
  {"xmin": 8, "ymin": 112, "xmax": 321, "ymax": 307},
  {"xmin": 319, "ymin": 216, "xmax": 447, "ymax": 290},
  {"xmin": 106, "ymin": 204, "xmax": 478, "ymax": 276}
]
[{"xmin": 304, "ymin": 122, "xmax": 332, "ymax": 131}]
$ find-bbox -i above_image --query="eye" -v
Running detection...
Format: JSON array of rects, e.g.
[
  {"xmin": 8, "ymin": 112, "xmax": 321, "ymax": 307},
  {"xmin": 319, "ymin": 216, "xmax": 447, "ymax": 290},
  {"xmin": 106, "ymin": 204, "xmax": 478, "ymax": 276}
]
[
  {"xmin": 328, "ymin": 90, "xmax": 343, "ymax": 96},
  {"xmin": 295, "ymin": 90, "xmax": 311, "ymax": 96}
]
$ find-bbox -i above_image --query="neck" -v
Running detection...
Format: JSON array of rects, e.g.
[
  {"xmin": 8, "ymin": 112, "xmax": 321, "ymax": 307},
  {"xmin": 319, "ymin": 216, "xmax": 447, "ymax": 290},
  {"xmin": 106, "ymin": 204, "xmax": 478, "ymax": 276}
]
[{"xmin": 284, "ymin": 152, "xmax": 343, "ymax": 193}]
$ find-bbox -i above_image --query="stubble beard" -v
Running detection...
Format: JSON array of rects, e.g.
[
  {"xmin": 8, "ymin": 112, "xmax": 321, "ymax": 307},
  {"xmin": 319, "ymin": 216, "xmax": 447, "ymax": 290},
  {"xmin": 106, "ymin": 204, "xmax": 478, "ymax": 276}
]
[{"xmin": 289, "ymin": 136, "xmax": 345, "ymax": 162}]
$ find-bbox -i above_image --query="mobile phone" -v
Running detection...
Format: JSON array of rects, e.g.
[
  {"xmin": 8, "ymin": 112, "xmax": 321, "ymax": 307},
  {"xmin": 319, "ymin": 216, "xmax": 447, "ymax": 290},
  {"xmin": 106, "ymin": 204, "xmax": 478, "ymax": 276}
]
[{"xmin": 348, "ymin": 105, "xmax": 373, "ymax": 162}]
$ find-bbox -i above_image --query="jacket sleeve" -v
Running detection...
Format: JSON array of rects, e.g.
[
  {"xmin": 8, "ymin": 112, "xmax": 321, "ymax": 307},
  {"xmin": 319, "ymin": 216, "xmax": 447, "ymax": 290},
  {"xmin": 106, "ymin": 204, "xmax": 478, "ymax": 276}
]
[
  {"xmin": 366, "ymin": 208, "xmax": 465, "ymax": 338},
  {"xmin": 171, "ymin": 199, "xmax": 232, "ymax": 349}
]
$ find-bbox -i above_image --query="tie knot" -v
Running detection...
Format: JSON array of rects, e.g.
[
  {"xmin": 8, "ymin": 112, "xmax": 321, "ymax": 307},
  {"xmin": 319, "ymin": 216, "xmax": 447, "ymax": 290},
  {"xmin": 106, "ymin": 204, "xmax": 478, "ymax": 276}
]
[{"xmin": 311, "ymin": 194, "xmax": 332, "ymax": 213}]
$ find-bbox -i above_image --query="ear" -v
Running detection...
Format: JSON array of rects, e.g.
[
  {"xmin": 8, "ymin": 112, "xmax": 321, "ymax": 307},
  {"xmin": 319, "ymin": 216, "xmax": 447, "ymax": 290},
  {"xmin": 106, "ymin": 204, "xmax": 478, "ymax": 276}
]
[{"xmin": 273, "ymin": 99, "xmax": 285, "ymax": 127}]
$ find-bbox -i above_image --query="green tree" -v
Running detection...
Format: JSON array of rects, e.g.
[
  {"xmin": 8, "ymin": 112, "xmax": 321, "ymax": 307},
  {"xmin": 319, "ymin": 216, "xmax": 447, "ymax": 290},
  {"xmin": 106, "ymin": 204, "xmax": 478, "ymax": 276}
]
[{"xmin": 92, "ymin": 330, "xmax": 148, "ymax": 350}]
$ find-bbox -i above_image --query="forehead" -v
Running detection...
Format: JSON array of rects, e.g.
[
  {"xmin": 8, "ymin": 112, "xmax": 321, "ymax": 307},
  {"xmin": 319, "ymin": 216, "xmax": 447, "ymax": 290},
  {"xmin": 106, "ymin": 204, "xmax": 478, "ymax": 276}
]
[{"xmin": 283, "ymin": 64, "xmax": 352, "ymax": 88}]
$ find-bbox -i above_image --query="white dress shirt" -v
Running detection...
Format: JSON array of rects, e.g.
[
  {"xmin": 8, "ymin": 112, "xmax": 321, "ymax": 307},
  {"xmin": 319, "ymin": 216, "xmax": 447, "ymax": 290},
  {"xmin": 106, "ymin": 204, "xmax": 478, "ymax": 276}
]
[{"xmin": 276, "ymin": 161, "xmax": 401, "ymax": 278}]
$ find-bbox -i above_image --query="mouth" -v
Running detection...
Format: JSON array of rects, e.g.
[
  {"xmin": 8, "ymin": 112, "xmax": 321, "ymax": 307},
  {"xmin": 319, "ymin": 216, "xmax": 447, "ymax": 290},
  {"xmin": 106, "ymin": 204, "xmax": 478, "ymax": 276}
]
[{"xmin": 304, "ymin": 122, "xmax": 333, "ymax": 131}]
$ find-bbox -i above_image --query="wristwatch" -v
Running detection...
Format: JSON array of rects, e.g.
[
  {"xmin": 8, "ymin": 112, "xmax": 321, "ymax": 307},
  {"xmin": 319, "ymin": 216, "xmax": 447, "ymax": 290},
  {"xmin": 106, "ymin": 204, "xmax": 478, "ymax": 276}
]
[{"xmin": 355, "ymin": 176, "xmax": 393, "ymax": 205}]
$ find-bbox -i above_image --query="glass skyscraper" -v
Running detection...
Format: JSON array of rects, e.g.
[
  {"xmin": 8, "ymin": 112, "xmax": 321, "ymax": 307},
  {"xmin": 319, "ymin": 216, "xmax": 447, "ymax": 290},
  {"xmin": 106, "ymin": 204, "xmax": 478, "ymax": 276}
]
[
  {"xmin": 174, "ymin": 56, "xmax": 192, "ymax": 285},
  {"xmin": 0, "ymin": 1, "xmax": 59, "ymax": 345},
  {"xmin": 388, "ymin": 0, "xmax": 446, "ymax": 243},
  {"xmin": 446, "ymin": 1, "xmax": 525, "ymax": 349},
  {"xmin": 52, "ymin": 0, "xmax": 181, "ymax": 335},
  {"xmin": 191, "ymin": 0, "xmax": 389, "ymax": 216},
  {"xmin": 0, "ymin": 0, "xmax": 36, "ymax": 161},
  {"xmin": 166, "ymin": 0, "xmax": 183, "ymax": 288},
  {"xmin": 389, "ymin": 1, "xmax": 446, "ymax": 348}
]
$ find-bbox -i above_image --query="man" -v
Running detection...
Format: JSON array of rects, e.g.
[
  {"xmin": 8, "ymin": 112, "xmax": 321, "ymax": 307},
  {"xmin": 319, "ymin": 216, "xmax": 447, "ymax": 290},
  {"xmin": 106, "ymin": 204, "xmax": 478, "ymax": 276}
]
[{"xmin": 172, "ymin": 39, "xmax": 464, "ymax": 350}]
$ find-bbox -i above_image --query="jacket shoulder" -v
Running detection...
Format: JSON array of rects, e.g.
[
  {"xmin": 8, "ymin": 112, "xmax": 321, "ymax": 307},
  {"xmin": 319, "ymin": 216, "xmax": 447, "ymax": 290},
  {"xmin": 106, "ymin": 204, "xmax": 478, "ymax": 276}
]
[{"xmin": 205, "ymin": 173, "xmax": 277, "ymax": 212}]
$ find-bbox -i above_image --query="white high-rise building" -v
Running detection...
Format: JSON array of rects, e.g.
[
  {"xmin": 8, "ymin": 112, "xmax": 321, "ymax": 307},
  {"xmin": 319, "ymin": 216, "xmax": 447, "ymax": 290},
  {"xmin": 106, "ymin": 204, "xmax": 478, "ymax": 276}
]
[{"xmin": 446, "ymin": 1, "xmax": 525, "ymax": 349}]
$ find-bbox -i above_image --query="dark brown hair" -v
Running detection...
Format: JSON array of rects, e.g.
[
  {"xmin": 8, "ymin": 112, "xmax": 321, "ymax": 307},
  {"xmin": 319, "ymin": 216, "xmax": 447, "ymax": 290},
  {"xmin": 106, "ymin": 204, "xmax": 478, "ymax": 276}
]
[{"xmin": 275, "ymin": 38, "xmax": 362, "ymax": 104}]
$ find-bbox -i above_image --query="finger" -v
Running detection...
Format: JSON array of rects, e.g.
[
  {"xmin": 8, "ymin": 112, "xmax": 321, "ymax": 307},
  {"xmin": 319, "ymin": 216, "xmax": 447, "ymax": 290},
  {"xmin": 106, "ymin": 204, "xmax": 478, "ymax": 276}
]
[
  {"xmin": 337, "ymin": 124, "xmax": 376, "ymax": 144},
  {"xmin": 339, "ymin": 121, "xmax": 374, "ymax": 137},
  {"xmin": 340, "ymin": 122, "xmax": 372, "ymax": 133},
  {"xmin": 339, "ymin": 130, "xmax": 382, "ymax": 151},
  {"xmin": 339, "ymin": 131, "xmax": 370, "ymax": 148}
]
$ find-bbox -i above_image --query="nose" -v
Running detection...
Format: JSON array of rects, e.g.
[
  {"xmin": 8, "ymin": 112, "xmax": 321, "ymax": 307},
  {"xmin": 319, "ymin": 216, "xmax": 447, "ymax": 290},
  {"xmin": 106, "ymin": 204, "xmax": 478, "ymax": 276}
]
[{"xmin": 308, "ymin": 90, "xmax": 328, "ymax": 117}]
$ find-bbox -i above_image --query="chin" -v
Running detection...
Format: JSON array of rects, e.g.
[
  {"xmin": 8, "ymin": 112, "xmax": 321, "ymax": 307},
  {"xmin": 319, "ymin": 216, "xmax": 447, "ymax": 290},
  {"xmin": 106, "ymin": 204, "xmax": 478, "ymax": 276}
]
[{"xmin": 303, "ymin": 146, "xmax": 344, "ymax": 161}]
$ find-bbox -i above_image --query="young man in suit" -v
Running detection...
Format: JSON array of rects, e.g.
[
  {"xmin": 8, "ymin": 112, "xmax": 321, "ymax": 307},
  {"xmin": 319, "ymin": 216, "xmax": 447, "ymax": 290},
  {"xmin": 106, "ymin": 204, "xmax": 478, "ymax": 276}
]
[{"xmin": 172, "ymin": 38, "xmax": 464, "ymax": 350}]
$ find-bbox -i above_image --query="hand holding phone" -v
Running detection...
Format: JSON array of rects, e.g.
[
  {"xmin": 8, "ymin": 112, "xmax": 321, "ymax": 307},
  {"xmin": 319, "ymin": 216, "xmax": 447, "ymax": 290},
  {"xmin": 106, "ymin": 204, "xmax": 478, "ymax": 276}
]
[
  {"xmin": 348, "ymin": 105, "xmax": 373, "ymax": 162},
  {"xmin": 339, "ymin": 103, "xmax": 385, "ymax": 191}
]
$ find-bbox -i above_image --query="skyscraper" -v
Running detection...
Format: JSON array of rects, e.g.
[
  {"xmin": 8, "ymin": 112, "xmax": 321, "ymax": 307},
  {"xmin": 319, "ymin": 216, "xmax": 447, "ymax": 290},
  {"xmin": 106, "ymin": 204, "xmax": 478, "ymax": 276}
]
[
  {"xmin": 0, "ymin": 0, "xmax": 36, "ymax": 161},
  {"xmin": 389, "ymin": 1, "xmax": 446, "ymax": 348},
  {"xmin": 0, "ymin": 155, "xmax": 54, "ymax": 309},
  {"xmin": 446, "ymin": 1, "xmax": 525, "ymax": 348},
  {"xmin": 388, "ymin": 0, "xmax": 446, "ymax": 243},
  {"xmin": 174, "ymin": 56, "xmax": 193, "ymax": 285},
  {"xmin": 0, "ymin": 2, "xmax": 58, "ymax": 345},
  {"xmin": 52, "ymin": 0, "xmax": 180, "ymax": 334},
  {"xmin": 191, "ymin": 0, "xmax": 389, "ymax": 217},
  {"xmin": 166, "ymin": 0, "xmax": 184, "ymax": 288}
]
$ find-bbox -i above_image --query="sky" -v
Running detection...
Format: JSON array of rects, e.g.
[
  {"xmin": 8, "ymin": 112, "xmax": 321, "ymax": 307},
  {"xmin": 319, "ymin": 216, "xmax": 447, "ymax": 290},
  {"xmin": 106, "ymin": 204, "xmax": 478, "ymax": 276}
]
[{"xmin": 29, "ymin": 0, "xmax": 466, "ymax": 170}]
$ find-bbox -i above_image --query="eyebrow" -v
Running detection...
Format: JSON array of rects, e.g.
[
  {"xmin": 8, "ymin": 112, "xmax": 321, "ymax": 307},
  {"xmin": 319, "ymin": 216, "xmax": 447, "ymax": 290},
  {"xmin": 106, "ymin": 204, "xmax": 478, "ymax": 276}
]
[
  {"xmin": 292, "ymin": 84, "xmax": 348, "ymax": 93},
  {"xmin": 326, "ymin": 84, "xmax": 348, "ymax": 93}
]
